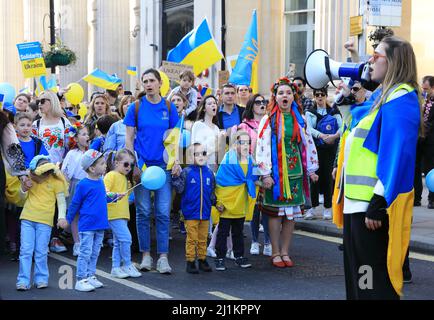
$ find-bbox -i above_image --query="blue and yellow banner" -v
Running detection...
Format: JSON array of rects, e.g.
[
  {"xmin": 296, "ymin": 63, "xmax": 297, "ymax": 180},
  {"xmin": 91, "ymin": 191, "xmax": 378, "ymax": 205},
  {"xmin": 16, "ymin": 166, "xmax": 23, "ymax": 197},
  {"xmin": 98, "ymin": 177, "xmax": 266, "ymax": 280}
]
[
  {"xmin": 127, "ymin": 66, "xmax": 137, "ymax": 76},
  {"xmin": 228, "ymin": 10, "xmax": 259, "ymax": 94},
  {"xmin": 16, "ymin": 42, "xmax": 46, "ymax": 78},
  {"xmin": 83, "ymin": 68, "xmax": 122, "ymax": 90},
  {"xmin": 167, "ymin": 18, "xmax": 223, "ymax": 76}
]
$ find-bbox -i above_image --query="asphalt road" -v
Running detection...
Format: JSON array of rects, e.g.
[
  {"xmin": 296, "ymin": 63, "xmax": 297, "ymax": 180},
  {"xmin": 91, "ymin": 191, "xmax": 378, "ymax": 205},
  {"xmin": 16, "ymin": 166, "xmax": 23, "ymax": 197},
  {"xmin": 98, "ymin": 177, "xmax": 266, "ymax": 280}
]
[{"xmin": 1, "ymin": 224, "xmax": 434, "ymax": 301}]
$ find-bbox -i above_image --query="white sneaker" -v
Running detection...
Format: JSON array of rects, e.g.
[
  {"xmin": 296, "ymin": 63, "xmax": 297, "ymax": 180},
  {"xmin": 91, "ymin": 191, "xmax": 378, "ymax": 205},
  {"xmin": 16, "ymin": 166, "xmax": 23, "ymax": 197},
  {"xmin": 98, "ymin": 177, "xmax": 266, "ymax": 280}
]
[
  {"xmin": 73, "ymin": 243, "xmax": 80, "ymax": 257},
  {"xmin": 304, "ymin": 208, "xmax": 316, "ymax": 220},
  {"xmin": 138, "ymin": 255, "xmax": 153, "ymax": 271},
  {"xmin": 122, "ymin": 264, "xmax": 142, "ymax": 278},
  {"xmin": 226, "ymin": 250, "xmax": 235, "ymax": 260},
  {"xmin": 263, "ymin": 243, "xmax": 272, "ymax": 256},
  {"xmin": 259, "ymin": 224, "xmax": 264, "ymax": 233},
  {"xmin": 207, "ymin": 247, "xmax": 217, "ymax": 258},
  {"xmin": 111, "ymin": 267, "xmax": 129, "ymax": 279},
  {"xmin": 250, "ymin": 242, "xmax": 260, "ymax": 255},
  {"xmin": 75, "ymin": 279, "xmax": 95, "ymax": 292},
  {"xmin": 156, "ymin": 256, "xmax": 172, "ymax": 274},
  {"xmin": 319, "ymin": 194, "xmax": 324, "ymax": 204},
  {"xmin": 87, "ymin": 276, "xmax": 103, "ymax": 288},
  {"xmin": 323, "ymin": 208, "xmax": 332, "ymax": 220}
]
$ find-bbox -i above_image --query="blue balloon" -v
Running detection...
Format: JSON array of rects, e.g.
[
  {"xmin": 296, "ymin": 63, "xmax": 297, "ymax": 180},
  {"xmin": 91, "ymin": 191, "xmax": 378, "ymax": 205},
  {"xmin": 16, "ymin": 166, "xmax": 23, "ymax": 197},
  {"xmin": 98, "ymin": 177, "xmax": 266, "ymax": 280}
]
[
  {"xmin": 0, "ymin": 83, "xmax": 16, "ymax": 104},
  {"xmin": 180, "ymin": 130, "xmax": 191, "ymax": 148},
  {"xmin": 141, "ymin": 166, "xmax": 166, "ymax": 190},
  {"xmin": 426, "ymin": 169, "xmax": 434, "ymax": 192}
]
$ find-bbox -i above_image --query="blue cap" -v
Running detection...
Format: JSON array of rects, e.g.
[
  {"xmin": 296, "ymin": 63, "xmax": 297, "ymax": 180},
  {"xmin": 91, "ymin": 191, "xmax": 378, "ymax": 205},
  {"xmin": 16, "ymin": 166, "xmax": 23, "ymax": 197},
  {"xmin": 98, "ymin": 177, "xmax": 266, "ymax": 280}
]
[
  {"xmin": 3, "ymin": 102, "xmax": 16, "ymax": 116},
  {"xmin": 29, "ymin": 155, "xmax": 51, "ymax": 171},
  {"xmin": 66, "ymin": 110, "xmax": 81, "ymax": 120}
]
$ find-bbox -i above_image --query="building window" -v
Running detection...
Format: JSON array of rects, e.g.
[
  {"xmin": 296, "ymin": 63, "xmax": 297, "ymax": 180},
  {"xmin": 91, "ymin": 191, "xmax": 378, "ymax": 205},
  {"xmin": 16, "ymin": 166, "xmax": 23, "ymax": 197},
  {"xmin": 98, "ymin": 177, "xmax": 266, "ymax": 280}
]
[
  {"xmin": 284, "ymin": 0, "xmax": 315, "ymax": 77},
  {"xmin": 162, "ymin": 0, "xmax": 194, "ymax": 61}
]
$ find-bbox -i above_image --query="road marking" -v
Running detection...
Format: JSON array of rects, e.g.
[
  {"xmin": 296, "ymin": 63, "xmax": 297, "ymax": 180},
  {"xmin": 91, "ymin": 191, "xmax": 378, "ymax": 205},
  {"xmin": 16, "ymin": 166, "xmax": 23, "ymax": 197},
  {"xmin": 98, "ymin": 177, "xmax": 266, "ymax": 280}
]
[
  {"xmin": 208, "ymin": 291, "xmax": 242, "ymax": 300},
  {"xmin": 49, "ymin": 253, "xmax": 173, "ymax": 299},
  {"xmin": 295, "ymin": 230, "xmax": 434, "ymax": 263}
]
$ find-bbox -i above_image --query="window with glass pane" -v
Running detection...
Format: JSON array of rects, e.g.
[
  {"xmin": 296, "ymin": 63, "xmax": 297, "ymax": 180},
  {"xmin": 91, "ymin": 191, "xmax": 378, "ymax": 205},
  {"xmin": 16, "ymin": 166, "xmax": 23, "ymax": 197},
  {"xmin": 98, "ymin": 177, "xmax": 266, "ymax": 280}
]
[
  {"xmin": 288, "ymin": 13, "xmax": 308, "ymax": 25},
  {"xmin": 285, "ymin": 0, "xmax": 315, "ymax": 11},
  {"xmin": 287, "ymin": 31, "xmax": 307, "ymax": 75}
]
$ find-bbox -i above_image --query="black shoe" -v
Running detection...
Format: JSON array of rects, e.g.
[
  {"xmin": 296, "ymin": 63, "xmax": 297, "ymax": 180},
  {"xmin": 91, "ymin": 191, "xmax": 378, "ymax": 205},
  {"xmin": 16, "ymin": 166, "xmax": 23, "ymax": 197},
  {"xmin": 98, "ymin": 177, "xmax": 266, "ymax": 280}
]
[
  {"xmin": 428, "ymin": 202, "xmax": 434, "ymax": 209},
  {"xmin": 186, "ymin": 261, "xmax": 199, "ymax": 274},
  {"xmin": 235, "ymin": 257, "xmax": 252, "ymax": 268},
  {"xmin": 403, "ymin": 269, "xmax": 413, "ymax": 284},
  {"xmin": 414, "ymin": 200, "xmax": 421, "ymax": 207},
  {"xmin": 198, "ymin": 259, "xmax": 212, "ymax": 272},
  {"xmin": 215, "ymin": 258, "xmax": 226, "ymax": 271}
]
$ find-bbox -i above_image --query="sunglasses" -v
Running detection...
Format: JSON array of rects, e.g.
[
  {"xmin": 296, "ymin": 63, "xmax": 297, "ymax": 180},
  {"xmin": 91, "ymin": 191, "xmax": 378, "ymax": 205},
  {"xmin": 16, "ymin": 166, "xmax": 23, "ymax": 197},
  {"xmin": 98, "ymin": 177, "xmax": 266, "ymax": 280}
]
[
  {"xmin": 194, "ymin": 151, "xmax": 207, "ymax": 157},
  {"xmin": 39, "ymin": 98, "xmax": 51, "ymax": 105},
  {"xmin": 315, "ymin": 93, "xmax": 326, "ymax": 98},
  {"xmin": 66, "ymin": 107, "xmax": 75, "ymax": 111},
  {"xmin": 254, "ymin": 100, "xmax": 267, "ymax": 106},
  {"xmin": 122, "ymin": 162, "xmax": 135, "ymax": 168},
  {"xmin": 237, "ymin": 140, "xmax": 250, "ymax": 145},
  {"xmin": 351, "ymin": 86, "xmax": 361, "ymax": 92},
  {"xmin": 371, "ymin": 52, "xmax": 387, "ymax": 62}
]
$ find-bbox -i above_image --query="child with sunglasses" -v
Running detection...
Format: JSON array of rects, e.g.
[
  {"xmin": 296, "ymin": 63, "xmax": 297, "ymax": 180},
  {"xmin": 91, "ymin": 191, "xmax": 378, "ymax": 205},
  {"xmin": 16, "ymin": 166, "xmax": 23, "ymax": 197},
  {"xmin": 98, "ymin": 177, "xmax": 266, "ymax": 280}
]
[
  {"xmin": 104, "ymin": 149, "xmax": 142, "ymax": 279},
  {"xmin": 172, "ymin": 143, "xmax": 216, "ymax": 274}
]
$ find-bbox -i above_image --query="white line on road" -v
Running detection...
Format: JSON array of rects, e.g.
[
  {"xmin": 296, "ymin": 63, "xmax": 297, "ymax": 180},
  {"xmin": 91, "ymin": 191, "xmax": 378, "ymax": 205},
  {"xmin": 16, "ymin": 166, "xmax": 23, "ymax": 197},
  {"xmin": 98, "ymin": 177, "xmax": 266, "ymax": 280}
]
[
  {"xmin": 49, "ymin": 253, "xmax": 173, "ymax": 299},
  {"xmin": 208, "ymin": 291, "xmax": 242, "ymax": 300},
  {"xmin": 295, "ymin": 230, "xmax": 434, "ymax": 263}
]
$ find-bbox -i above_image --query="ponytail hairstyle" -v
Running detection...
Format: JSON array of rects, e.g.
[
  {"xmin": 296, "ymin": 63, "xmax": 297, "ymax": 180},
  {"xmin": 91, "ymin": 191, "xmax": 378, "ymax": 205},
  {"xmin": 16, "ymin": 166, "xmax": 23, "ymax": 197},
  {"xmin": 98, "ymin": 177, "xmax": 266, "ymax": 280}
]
[
  {"xmin": 106, "ymin": 148, "xmax": 136, "ymax": 186},
  {"xmin": 67, "ymin": 122, "xmax": 89, "ymax": 150}
]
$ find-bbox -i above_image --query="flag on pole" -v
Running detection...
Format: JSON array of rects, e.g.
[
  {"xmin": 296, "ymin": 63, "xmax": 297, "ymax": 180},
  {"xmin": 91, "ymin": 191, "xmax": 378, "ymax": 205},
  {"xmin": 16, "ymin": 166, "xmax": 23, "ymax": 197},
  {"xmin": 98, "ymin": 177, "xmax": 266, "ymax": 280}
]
[
  {"xmin": 228, "ymin": 10, "xmax": 259, "ymax": 93},
  {"xmin": 127, "ymin": 66, "xmax": 137, "ymax": 76},
  {"xmin": 200, "ymin": 86, "xmax": 213, "ymax": 97},
  {"xmin": 167, "ymin": 18, "xmax": 223, "ymax": 76},
  {"xmin": 163, "ymin": 115, "xmax": 184, "ymax": 170},
  {"xmin": 83, "ymin": 69, "xmax": 122, "ymax": 90},
  {"xmin": 19, "ymin": 87, "xmax": 31, "ymax": 94}
]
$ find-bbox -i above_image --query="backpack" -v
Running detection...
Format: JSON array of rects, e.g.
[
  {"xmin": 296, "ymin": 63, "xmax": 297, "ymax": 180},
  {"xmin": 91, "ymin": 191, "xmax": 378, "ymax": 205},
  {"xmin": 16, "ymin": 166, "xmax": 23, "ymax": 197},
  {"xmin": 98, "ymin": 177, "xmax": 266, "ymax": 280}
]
[
  {"xmin": 135, "ymin": 97, "xmax": 171, "ymax": 128},
  {"xmin": 309, "ymin": 107, "xmax": 339, "ymax": 148},
  {"xmin": 31, "ymin": 136, "xmax": 43, "ymax": 156}
]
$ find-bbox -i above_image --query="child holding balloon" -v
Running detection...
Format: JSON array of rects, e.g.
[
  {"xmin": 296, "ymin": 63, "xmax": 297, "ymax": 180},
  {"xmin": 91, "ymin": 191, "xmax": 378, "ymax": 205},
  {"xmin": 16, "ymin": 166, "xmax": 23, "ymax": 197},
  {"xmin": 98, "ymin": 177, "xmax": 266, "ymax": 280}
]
[
  {"xmin": 104, "ymin": 148, "xmax": 142, "ymax": 279},
  {"xmin": 173, "ymin": 142, "xmax": 216, "ymax": 274}
]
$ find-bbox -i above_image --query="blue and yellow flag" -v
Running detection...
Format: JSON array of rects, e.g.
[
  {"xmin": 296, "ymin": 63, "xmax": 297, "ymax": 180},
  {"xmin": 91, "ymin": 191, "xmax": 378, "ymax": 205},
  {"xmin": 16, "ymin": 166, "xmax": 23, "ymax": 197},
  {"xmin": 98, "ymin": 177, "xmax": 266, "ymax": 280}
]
[
  {"xmin": 228, "ymin": 10, "xmax": 259, "ymax": 94},
  {"xmin": 127, "ymin": 66, "xmax": 137, "ymax": 76},
  {"xmin": 163, "ymin": 115, "xmax": 184, "ymax": 171},
  {"xmin": 39, "ymin": 75, "xmax": 58, "ymax": 92},
  {"xmin": 0, "ymin": 93, "xmax": 4, "ymax": 110},
  {"xmin": 167, "ymin": 18, "xmax": 223, "ymax": 76},
  {"xmin": 200, "ymin": 86, "xmax": 212, "ymax": 97},
  {"xmin": 83, "ymin": 68, "xmax": 122, "ymax": 90}
]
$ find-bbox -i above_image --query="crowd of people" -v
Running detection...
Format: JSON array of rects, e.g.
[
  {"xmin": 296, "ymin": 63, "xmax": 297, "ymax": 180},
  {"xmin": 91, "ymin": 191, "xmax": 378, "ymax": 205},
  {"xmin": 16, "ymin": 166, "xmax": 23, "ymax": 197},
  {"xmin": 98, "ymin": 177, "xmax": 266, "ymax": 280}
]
[{"xmin": 0, "ymin": 35, "xmax": 432, "ymax": 299}]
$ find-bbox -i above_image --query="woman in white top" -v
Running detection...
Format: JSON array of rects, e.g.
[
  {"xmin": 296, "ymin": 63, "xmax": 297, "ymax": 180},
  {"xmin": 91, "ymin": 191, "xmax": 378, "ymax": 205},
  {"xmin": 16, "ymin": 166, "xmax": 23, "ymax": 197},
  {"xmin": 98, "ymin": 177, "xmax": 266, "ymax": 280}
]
[
  {"xmin": 191, "ymin": 95, "xmax": 225, "ymax": 173},
  {"xmin": 32, "ymin": 91, "xmax": 72, "ymax": 165}
]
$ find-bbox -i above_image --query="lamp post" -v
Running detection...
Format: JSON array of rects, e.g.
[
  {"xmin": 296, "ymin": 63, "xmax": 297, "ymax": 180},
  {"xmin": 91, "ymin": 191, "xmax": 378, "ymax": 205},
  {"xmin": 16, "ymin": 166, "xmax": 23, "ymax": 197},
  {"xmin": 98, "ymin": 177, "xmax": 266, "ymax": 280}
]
[{"xmin": 49, "ymin": 0, "xmax": 56, "ymax": 74}]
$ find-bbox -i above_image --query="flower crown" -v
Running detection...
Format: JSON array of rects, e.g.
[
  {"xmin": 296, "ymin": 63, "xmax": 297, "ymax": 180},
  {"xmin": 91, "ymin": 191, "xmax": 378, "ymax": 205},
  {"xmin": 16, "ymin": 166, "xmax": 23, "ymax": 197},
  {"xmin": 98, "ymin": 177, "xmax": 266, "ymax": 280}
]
[
  {"xmin": 66, "ymin": 121, "xmax": 83, "ymax": 138},
  {"xmin": 271, "ymin": 77, "xmax": 297, "ymax": 96}
]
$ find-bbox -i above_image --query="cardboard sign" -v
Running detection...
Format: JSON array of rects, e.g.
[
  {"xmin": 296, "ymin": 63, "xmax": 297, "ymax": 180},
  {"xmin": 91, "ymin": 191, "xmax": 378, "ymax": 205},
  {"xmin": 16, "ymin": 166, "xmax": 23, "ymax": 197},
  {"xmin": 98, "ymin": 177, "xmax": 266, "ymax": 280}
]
[
  {"xmin": 16, "ymin": 42, "xmax": 46, "ymax": 78},
  {"xmin": 218, "ymin": 70, "xmax": 230, "ymax": 89},
  {"xmin": 160, "ymin": 61, "xmax": 194, "ymax": 82}
]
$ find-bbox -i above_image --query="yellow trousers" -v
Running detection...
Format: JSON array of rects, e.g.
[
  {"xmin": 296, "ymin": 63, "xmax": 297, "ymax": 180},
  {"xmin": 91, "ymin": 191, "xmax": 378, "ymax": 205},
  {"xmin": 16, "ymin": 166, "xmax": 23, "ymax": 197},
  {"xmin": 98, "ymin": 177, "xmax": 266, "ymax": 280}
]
[{"xmin": 184, "ymin": 220, "xmax": 210, "ymax": 262}]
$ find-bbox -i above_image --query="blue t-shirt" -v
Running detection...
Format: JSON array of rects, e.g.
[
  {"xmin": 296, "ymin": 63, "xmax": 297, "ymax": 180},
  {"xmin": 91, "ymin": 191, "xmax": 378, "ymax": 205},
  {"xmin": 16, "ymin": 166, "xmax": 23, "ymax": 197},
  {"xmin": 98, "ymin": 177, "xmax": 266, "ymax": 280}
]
[
  {"xmin": 66, "ymin": 178, "xmax": 110, "ymax": 232},
  {"xmin": 123, "ymin": 97, "xmax": 179, "ymax": 169},
  {"xmin": 219, "ymin": 105, "xmax": 242, "ymax": 129},
  {"xmin": 19, "ymin": 138, "xmax": 49, "ymax": 168}
]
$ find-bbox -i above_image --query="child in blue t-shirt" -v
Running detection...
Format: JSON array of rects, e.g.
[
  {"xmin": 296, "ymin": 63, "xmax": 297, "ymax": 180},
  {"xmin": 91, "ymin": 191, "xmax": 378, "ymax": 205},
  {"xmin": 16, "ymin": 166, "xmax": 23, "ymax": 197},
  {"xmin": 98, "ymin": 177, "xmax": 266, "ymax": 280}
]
[
  {"xmin": 58, "ymin": 149, "xmax": 124, "ymax": 292},
  {"xmin": 15, "ymin": 113, "xmax": 49, "ymax": 168}
]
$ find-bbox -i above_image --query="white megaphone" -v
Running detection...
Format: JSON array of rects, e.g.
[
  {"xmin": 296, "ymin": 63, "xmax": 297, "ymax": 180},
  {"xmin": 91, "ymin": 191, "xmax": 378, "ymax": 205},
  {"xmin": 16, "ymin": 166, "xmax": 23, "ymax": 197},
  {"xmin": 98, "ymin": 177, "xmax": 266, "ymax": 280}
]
[{"xmin": 303, "ymin": 49, "xmax": 370, "ymax": 90}]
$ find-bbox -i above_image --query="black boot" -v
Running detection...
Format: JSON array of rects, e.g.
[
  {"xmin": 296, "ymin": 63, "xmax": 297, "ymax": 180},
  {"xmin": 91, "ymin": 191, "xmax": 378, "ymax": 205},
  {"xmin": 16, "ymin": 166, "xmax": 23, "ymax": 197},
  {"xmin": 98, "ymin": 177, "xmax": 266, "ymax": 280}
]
[
  {"xmin": 198, "ymin": 259, "xmax": 212, "ymax": 272},
  {"xmin": 186, "ymin": 261, "xmax": 199, "ymax": 274},
  {"xmin": 428, "ymin": 201, "xmax": 434, "ymax": 209}
]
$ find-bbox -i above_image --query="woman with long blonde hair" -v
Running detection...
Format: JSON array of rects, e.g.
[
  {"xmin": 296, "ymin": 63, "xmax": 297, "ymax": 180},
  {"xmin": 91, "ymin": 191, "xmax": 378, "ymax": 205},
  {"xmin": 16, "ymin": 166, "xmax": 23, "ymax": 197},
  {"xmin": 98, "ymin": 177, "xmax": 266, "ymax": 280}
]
[{"xmin": 84, "ymin": 93, "xmax": 111, "ymax": 139}]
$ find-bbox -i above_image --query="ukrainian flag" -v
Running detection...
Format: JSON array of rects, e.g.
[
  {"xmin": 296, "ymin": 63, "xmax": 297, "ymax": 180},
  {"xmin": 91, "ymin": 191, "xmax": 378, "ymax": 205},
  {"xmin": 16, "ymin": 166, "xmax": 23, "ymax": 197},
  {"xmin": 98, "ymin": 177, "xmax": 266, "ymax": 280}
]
[
  {"xmin": 167, "ymin": 18, "xmax": 223, "ymax": 76},
  {"xmin": 200, "ymin": 86, "xmax": 212, "ymax": 97},
  {"xmin": 228, "ymin": 10, "xmax": 259, "ymax": 94},
  {"xmin": 39, "ymin": 75, "xmax": 58, "ymax": 93},
  {"xmin": 83, "ymin": 68, "xmax": 122, "ymax": 90},
  {"xmin": 163, "ymin": 115, "xmax": 184, "ymax": 170},
  {"xmin": 127, "ymin": 66, "xmax": 137, "ymax": 76},
  {"xmin": 0, "ymin": 93, "xmax": 4, "ymax": 110}
]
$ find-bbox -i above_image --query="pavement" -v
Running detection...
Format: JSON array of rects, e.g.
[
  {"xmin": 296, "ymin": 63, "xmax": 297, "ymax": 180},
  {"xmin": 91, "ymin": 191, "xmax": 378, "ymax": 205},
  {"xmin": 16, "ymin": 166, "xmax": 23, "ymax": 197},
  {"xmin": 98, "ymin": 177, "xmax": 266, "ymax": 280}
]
[{"xmin": 296, "ymin": 186, "xmax": 434, "ymax": 255}]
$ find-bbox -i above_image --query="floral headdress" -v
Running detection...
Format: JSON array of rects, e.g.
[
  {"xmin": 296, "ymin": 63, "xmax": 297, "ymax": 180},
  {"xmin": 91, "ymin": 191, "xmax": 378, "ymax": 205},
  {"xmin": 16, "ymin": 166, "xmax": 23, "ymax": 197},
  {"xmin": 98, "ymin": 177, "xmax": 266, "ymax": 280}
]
[{"xmin": 66, "ymin": 121, "xmax": 83, "ymax": 138}]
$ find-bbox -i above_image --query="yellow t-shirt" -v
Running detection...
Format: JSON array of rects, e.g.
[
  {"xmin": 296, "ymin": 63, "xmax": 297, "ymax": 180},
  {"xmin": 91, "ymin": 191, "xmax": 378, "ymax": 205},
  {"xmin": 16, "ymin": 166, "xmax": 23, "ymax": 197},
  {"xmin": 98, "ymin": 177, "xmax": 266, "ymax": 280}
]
[
  {"xmin": 104, "ymin": 171, "xmax": 130, "ymax": 221},
  {"xmin": 20, "ymin": 176, "xmax": 67, "ymax": 227}
]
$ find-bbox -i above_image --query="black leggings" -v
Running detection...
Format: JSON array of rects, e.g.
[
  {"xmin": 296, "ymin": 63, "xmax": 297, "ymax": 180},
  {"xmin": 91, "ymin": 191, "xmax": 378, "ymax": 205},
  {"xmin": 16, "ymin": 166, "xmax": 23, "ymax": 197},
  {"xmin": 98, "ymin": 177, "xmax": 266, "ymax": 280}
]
[{"xmin": 311, "ymin": 146, "xmax": 336, "ymax": 209}]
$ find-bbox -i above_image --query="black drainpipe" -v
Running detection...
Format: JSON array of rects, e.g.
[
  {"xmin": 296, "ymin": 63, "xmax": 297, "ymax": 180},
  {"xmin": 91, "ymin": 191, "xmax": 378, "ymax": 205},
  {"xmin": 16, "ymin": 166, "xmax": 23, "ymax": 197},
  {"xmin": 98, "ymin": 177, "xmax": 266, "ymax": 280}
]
[{"xmin": 221, "ymin": 0, "xmax": 226, "ymax": 70}]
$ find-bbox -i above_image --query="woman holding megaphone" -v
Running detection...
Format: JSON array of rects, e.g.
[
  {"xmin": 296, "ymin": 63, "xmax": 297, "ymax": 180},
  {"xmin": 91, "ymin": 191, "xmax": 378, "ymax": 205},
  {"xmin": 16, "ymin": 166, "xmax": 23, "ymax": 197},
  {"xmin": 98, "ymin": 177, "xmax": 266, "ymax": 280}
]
[{"xmin": 333, "ymin": 36, "xmax": 422, "ymax": 300}]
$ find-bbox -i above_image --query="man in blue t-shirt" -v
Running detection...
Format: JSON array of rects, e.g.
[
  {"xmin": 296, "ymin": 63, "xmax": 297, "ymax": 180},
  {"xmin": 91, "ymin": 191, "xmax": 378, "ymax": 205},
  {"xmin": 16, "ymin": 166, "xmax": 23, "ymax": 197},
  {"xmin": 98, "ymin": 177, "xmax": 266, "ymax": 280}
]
[
  {"xmin": 124, "ymin": 68, "xmax": 181, "ymax": 275},
  {"xmin": 217, "ymin": 83, "xmax": 244, "ymax": 130}
]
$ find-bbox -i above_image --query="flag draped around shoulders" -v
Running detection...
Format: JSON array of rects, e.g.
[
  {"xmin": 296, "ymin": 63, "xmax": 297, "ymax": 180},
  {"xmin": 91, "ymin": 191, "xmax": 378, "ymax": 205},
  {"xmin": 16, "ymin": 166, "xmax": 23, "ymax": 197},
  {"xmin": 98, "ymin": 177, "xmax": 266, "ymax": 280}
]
[{"xmin": 163, "ymin": 115, "xmax": 184, "ymax": 171}]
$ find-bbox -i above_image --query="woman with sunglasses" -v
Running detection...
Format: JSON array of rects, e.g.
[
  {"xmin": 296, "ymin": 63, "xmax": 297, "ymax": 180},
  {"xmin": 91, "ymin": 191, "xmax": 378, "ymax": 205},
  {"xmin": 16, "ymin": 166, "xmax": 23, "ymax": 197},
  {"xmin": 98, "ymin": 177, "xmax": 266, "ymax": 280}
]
[
  {"xmin": 238, "ymin": 94, "xmax": 272, "ymax": 257},
  {"xmin": 333, "ymin": 36, "xmax": 422, "ymax": 300},
  {"xmin": 256, "ymin": 78, "xmax": 319, "ymax": 268},
  {"xmin": 304, "ymin": 87, "xmax": 342, "ymax": 220}
]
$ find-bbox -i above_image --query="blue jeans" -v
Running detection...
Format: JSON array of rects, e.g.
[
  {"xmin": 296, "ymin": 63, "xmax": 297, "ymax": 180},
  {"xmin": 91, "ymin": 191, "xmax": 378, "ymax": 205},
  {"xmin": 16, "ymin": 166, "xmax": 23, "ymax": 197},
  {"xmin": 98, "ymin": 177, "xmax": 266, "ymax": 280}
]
[
  {"xmin": 109, "ymin": 219, "xmax": 132, "ymax": 268},
  {"xmin": 250, "ymin": 205, "xmax": 270, "ymax": 245},
  {"xmin": 76, "ymin": 230, "xmax": 104, "ymax": 281},
  {"xmin": 17, "ymin": 220, "xmax": 52, "ymax": 287},
  {"xmin": 135, "ymin": 171, "xmax": 172, "ymax": 254}
]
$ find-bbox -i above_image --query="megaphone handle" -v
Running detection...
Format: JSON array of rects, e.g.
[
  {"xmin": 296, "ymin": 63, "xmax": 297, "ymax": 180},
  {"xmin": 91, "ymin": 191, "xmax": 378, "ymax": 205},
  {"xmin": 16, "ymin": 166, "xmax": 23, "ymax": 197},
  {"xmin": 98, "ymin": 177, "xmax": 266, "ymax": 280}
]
[{"xmin": 324, "ymin": 57, "xmax": 338, "ymax": 88}]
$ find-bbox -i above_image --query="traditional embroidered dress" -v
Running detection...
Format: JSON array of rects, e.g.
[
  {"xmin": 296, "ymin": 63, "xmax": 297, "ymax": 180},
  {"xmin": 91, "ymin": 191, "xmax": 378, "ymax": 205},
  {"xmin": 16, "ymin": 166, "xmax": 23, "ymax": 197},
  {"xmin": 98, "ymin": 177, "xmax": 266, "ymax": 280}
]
[{"xmin": 256, "ymin": 102, "xmax": 318, "ymax": 220}]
